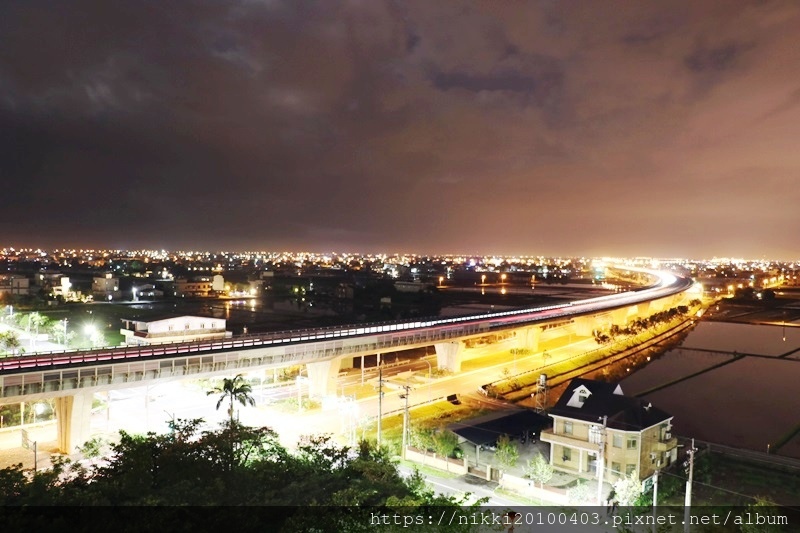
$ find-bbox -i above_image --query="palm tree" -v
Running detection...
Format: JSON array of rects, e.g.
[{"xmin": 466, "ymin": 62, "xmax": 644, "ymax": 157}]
[
  {"xmin": 207, "ymin": 374, "xmax": 256, "ymax": 423},
  {"xmin": 28, "ymin": 312, "xmax": 49, "ymax": 352}
]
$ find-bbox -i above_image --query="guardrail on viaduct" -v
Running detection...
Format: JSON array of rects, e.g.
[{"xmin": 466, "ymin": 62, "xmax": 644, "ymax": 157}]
[{"xmin": 0, "ymin": 268, "xmax": 694, "ymax": 402}]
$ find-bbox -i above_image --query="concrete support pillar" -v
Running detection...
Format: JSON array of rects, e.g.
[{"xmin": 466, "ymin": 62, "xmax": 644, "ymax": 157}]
[
  {"xmin": 650, "ymin": 298, "xmax": 667, "ymax": 313},
  {"xmin": 575, "ymin": 316, "xmax": 595, "ymax": 337},
  {"xmin": 434, "ymin": 341, "xmax": 463, "ymax": 373},
  {"xmin": 515, "ymin": 326, "xmax": 540, "ymax": 352},
  {"xmin": 611, "ymin": 308, "xmax": 629, "ymax": 325},
  {"xmin": 55, "ymin": 393, "xmax": 93, "ymax": 454},
  {"xmin": 306, "ymin": 358, "xmax": 341, "ymax": 398}
]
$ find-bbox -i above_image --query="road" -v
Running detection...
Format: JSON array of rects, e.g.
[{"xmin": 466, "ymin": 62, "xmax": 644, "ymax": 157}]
[{"xmin": 397, "ymin": 463, "xmax": 522, "ymax": 507}]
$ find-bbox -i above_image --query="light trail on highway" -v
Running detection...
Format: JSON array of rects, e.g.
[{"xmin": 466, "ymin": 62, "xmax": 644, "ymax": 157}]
[{"xmin": 0, "ymin": 267, "xmax": 692, "ymax": 376}]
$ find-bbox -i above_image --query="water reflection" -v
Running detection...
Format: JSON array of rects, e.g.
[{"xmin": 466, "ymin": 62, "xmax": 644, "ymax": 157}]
[{"xmin": 620, "ymin": 322, "xmax": 800, "ymax": 458}]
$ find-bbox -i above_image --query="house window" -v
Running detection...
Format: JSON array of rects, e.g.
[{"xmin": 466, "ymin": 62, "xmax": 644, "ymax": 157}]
[
  {"xmin": 627, "ymin": 437, "xmax": 638, "ymax": 450},
  {"xmin": 564, "ymin": 421, "xmax": 573, "ymax": 435},
  {"xmin": 612, "ymin": 434, "xmax": 623, "ymax": 448},
  {"xmin": 201, "ymin": 323, "xmax": 205, "ymax": 329},
  {"xmin": 589, "ymin": 426, "xmax": 602, "ymax": 444},
  {"xmin": 611, "ymin": 462, "xmax": 622, "ymax": 475},
  {"xmin": 625, "ymin": 464, "xmax": 636, "ymax": 476},
  {"xmin": 562, "ymin": 448, "xmax": 572, "ymax": 462},
  {"xmin": 578, "ymin": 393, "xmax": 588, "ymax": 404},
  {"xmin": 168, "ymin": 325, "xmax": 174, "ymax": 332},
  {"xmin": 185, "ymin": 324, "xmax": 190, "ymax": 330}
]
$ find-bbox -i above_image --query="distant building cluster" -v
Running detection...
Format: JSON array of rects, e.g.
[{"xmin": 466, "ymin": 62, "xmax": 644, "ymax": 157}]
[{"xmin": 0, "ymin": 247, "xmax": 796, "ymax": 308}]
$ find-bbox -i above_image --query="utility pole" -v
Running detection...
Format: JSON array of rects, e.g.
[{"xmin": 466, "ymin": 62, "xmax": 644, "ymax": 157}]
[
  {"xmin": 684, "ymin": 438, "xmax": 696, "ymax": 533},
  {"xmin": 377, "ymin": 363, "xmax": 383, "ymax": 449},
  {"xmin": 783, "ymin": 311, "xmax": 787, "ymax": 342},
  {"xmin": 597, "ymin": 415, "xmax": 607, "ymax": 505},
  {"xmin": 400, "ymin": 384, "xmax": 411, "ymax": 460},
  {"xmin": 652, "ymin": 469, "xmax": 659, "ymax": 533},
  {"xmin": 21, "ymin": 429, "xmax": 36, "ymax": 472}
]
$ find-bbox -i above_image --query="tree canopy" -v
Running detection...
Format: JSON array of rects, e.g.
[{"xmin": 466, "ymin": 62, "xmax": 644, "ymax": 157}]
[{"xmin": 0, "ymin": 420, "xmax": 479, "ymax": 532}]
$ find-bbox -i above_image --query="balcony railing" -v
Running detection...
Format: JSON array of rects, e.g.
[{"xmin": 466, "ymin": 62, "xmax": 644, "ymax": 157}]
[
  {"xmin": 654, "ymin": 436, "xmax": 678, "ymax": 452},
  {"xmin": 539, "ymin": 428, "xmax": 598, "ymax": 452}
]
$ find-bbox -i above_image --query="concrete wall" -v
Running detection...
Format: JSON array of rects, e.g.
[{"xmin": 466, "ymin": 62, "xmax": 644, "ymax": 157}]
[
  {"xmin": 404, "ymin": 447, "xmax": 468, "ymax": 475},
  {"xmin": 500, "ymin": 472, "xmax": 569, "ymax": 505}
]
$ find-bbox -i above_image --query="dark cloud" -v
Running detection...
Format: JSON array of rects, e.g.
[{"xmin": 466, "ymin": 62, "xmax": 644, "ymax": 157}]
[
  {"xmin": 1, "ymin": 0, "xmax": 800, "ymax": 258},
  {"xmin": 684, "ymin": 41, "xmax": 753, "ymax": 73}
]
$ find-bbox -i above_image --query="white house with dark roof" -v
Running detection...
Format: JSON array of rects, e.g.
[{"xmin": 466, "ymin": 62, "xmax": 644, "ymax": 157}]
[{"xmin": 540, "ymin": 378, "xmax": 678, "ymax": 483}]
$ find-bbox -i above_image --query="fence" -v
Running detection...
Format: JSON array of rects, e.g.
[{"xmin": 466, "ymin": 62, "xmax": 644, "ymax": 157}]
[
  {"xmin": 404, "ymin": 447, "xmax": 469, "ymax": 475},
  {"xmin": 499, "ymin": 472, "xmax": 570, "ymax": 505}
]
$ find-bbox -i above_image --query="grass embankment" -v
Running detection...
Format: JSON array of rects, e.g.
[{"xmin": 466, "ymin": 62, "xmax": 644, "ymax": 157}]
[
  {"xmin": 363, "ymin": 399, "xmax": 494, "ymax": 454},
  {"xmin": 490, "ymin": 317, "xmax": 698, "ymax": 403}
]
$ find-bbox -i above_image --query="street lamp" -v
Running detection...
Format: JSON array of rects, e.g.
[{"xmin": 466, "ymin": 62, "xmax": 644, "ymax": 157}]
[
  {"xmin": 296, "ymin": 373, "xmax": 307, "ymax": 412},
  {"xmin": 421, "ymin": 357, "xmax": 432, "ymax": 402},
  {"xmin": 783, "ymin": 311, "xmax": 786, "ymax": 342},
  {"xmin": 33, "ymin": 402, "xmax": 46, "ymax": 424},
  {"xmin": 62, "ymin": 318, "xmax": 69, "ymax": 349},
  {"xmin": 84, "ymin": 324, "xmax": 98, "ymax": 347},
  {"xmin": 399, "ymin": 385, "xmax": 412, "ymax": 459}
]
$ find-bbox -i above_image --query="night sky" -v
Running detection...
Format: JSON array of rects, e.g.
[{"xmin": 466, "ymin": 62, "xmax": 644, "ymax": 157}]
[{"xmin": 2, "ymin": 1, "xmax": 799, "ymax": 258}]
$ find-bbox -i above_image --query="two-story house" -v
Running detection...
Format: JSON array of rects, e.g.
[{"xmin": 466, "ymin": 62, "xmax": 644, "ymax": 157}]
[{"xmin": 540, "ymin": 378, "xmax": 678, "ymax": 483}]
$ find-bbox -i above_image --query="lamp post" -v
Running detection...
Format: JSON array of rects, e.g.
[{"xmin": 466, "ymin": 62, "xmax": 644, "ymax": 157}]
[
  {"xmin": 683, "ymin": 439, "xmax": 697, "ymax": 533},
  {"xmin": 782, "ymin": 311, "xmax": 786, "ymax": 342},
  {"xmin": 596, "ymin": 416, "xmax": 607, "ymax": 505},
  {"xmin": 377, "ymin": 363, "xmax": 384, "ymax": 449},
  {"xmin": 652, "ymin": 468, "xmax": 659, "ymax": 533},
  {"xmin": 84, "ymin": 323, "xmax": 97, "ymax": 348},
  {"xmin": 296, "ymin": 372, "xmax": 307, "ymax": 413},
  {"xmin": 62, "ymin": 318, "xmax": 69, "ymax": 349},
  {"xmin": 399, "ymin": 384, "xmax": 412, "ymax": 460},
  {"xmin": 422, "ymin": 357, "xmax": 432, "ymax": 402}
]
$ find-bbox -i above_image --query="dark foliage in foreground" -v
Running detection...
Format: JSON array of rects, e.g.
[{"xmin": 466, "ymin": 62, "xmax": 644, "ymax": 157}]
[{"xmin": 0, "ymin": 420, "xmax": 480, "ymax": 532}]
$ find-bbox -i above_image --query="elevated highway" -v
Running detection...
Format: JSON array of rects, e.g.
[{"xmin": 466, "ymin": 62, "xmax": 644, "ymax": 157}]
[{"xmin": 0, "ymin": 267, "xmax": 695, "ymax": 451}]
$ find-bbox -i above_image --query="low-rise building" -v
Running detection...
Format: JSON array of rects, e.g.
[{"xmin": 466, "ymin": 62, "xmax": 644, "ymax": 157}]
[
  {"xmin": 540, "ymin": 378, "xmax": 677, "ymax": 483},
  {"xmin": 0, "ymin": 275, "xmax": 30, "ymax": 296},
  {"xmin": 120, "ymin": 315, "xmax": 231, "ymax": 346},
  {"xmin": 175, "ymin": 277, "xmax": 215, "ymax": 297},
  {"xmin": 131, "ymin": 284, "xmax": 164, "ymax": 299},
  {"xmin": 93, "ymin": 273, "xmax": 121, "ymax": 301}
]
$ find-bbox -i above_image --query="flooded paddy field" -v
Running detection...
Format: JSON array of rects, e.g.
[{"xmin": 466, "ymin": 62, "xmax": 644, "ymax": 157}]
[{"xmin": 620, "ymin": 321, "xmax": 800, "ymax": 459}]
